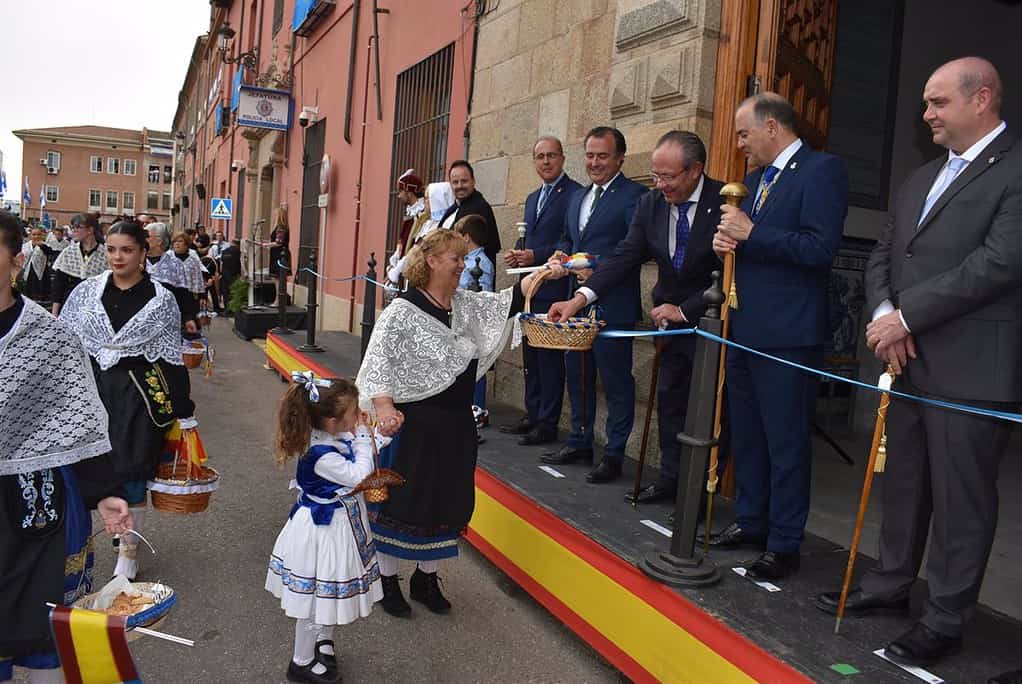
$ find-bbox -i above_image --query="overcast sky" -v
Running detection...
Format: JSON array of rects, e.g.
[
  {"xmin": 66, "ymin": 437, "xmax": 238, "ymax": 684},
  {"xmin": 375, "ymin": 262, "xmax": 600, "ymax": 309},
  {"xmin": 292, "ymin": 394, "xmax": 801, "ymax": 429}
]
[{"xmin": 0, "ymin": 1, "xmax": 211, "ymax": 195}]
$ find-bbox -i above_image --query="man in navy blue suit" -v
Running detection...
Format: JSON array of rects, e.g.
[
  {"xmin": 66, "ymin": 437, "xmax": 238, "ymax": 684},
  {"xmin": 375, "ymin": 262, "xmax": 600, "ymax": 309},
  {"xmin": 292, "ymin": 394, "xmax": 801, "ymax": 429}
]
[
  {"xmin": 710, "ymin": 93, "xmax": 848, "ymax": 580},
  {"xmin": 548, "ymin": 130, "xmax": 724, "ymax": 503},
  {"xmin": 539, "ymin": 126, "xmax": 647, "ymax": 484},
  {"xmin": 500, "ymin": 136, "xmax": 583, "ymax": 445}
]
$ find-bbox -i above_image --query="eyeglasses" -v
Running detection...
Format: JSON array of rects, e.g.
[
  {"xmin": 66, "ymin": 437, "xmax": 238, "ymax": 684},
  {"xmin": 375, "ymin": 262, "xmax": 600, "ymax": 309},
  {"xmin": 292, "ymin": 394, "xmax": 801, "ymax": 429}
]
[{"xmin": 650, "ymin": 168, "xmax": 690, "ymax": 183}]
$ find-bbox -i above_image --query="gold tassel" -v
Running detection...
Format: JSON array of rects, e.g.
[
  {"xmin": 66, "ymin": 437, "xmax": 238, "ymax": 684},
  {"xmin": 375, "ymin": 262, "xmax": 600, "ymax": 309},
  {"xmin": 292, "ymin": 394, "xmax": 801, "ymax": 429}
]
[
  {"xmin": 728, "ymin": 282, "xmax": 739, "ymax": 309},
  {"xmin": 874, "ymin": 431, "xmax": 887, "ymax": 473}
]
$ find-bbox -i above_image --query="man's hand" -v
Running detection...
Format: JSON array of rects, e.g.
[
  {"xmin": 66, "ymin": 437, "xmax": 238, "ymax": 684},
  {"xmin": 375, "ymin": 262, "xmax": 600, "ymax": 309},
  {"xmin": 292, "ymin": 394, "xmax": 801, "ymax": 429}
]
[
  {"xmin": 875, "ymin": 335, "xmax": 917, "ymax": 375},
  {"xmin": 97, "ymin": 497, "xmax": 134, "ymax": 535},
  {"xmin": 717, "ymin": 205, "xmax": 754, "ymax": 242},
  {"xmin": 651, "ymin": 303, "xmax": 685, "ymax": 329},
  {"xmin": 505, "ymin": 249, "xmax": 535, "ymax": 267},
  {"xmin": 866, "ymin": 310, "xmax": 909, "ymax": 351},
  {"xmin": 712, "ymin": 230, "xmax": 738, "ymax": 260},
  {"xmin": 545, "ymin": 257, "xmax": 569, "ymax": 280},
  {"xmin": 575, "ymin": 268, "xmax": 593, "ymax": 284},
  {"xmin": 547, "ymin": 295, "xmax": 586, "ymax": 323}
]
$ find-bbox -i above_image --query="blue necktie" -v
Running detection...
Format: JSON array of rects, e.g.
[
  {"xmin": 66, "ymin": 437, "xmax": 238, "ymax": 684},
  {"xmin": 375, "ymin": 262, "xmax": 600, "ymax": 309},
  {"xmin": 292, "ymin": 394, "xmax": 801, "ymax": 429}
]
[
  {"xmin": 919, "ymin": 156, "xmax": 968, "ymax": 225},
  {"xmin": 537, "ymin": 183, "xmax": 552, "ymax": 214},
  {"xmin": 672, "ymin": 201, "xmax": 694, "ymax": 271},
  {"xmin": 753, "ymin": 165, "xmax": 779, "ymax": 217}
]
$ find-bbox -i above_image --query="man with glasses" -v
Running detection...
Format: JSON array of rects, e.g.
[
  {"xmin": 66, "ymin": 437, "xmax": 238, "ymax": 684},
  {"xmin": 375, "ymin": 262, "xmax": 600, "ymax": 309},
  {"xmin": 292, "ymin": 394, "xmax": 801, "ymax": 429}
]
[
  {"xmin": 501, "ymin": 136, "xmax": 583, "ymax": 445},
  {"xmin": 547, "ymin": 131, "xmax": 724, "ymax": 499}
]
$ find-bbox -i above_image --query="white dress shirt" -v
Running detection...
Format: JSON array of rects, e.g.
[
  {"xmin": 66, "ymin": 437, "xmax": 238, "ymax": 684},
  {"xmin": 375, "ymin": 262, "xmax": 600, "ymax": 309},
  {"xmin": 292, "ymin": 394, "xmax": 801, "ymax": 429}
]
[
  {"xmin": 578, "ymin": 172, "xmax": 621, "ymax": 233},
  {"xmin": 873, "ymin": 120, "xmax": 1007, "ymax": 331}
]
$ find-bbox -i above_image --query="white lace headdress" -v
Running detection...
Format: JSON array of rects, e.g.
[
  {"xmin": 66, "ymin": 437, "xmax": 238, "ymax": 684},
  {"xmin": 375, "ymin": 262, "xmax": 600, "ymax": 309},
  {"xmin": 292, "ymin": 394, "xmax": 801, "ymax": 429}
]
[
  {"xmin": 59, "ymin": 271, "xmax": 184, "ymax": 371},
  {"xmin": 0, "ymin": 298, "xmax": 111, "ymax": 476},
  {"xmin": 52, "ymin": 241, "xmax": 109, "ymax": 279},
  {"xmin": 148, "ymin": 251, "xmax": 207, "ymax": 294},
  {"xmin": 356, "ymin": 287, "xmax": 516, "ymax": 409}
]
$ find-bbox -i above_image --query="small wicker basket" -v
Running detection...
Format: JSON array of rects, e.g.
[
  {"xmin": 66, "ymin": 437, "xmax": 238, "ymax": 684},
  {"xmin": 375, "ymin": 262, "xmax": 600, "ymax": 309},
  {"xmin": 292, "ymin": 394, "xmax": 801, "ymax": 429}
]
[
  {"xmin": 182, "ymin": 341, "xmax": 205, "ymax": 369},
  {"xmin": 351, "ymin": 468, "xmax": 405, "ymax": 504},
  {"xmin": 520, "ymin": 270, "xmax": 606, "ymax": 351},
  {"xmin": 149, "ymin": 467, "xmax": 219, "ymax": 514}
]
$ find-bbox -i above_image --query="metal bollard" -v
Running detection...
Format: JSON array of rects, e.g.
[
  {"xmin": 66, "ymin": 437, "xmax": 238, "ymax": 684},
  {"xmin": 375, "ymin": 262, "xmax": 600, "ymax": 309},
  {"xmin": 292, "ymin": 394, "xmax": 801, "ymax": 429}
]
[
  {"xmin": 298, "ymin": 249, "xmax": 324, "ymax": 353},
  {"xmin": 639, "ymin": 270, "xmax": 725, "ymax": 587},
  {"xmin": 360, "ymin": 253, "xmax": 378, "ymax": 360},
  {"xmin": 271, "ymin": 245, "xmax": 293, "ymax": 335}
]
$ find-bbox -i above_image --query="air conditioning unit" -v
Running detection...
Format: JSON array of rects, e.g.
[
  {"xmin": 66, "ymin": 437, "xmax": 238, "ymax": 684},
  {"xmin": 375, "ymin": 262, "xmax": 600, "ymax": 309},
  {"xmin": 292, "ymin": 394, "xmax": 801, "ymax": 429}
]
[
  {"xmin": 39, "ymin": 159, "xmax": 47, "ymax": 166},
  {"xmin": 47, "ymin": 166, "xmax": 58, "ymax": 175}
]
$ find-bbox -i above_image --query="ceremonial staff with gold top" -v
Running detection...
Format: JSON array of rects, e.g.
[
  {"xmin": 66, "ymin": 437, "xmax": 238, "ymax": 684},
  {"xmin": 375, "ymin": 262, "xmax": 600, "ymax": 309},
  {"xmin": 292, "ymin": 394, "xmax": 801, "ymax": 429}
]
[{"xmin": 703, "ymin": 182, "xmax": 747, "ymax": 546}]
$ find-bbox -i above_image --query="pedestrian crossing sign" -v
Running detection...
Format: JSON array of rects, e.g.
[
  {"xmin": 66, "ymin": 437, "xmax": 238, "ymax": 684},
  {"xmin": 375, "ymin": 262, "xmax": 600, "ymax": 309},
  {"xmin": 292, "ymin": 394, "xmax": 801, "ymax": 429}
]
[{"xmin": 210, "ymin": 197, "xmax": 233, "ymax": 220}]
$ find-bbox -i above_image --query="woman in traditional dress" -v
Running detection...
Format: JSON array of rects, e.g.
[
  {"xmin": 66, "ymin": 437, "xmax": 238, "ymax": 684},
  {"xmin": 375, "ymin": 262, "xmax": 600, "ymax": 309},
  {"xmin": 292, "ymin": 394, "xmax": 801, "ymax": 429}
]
[
  {"xmin": 51, "ymin": 213, "xmax": 107, "ymax": 316},
  {"xmin": 145, "ymin": 223, "xmax": 203, "ymax": 335},
  {"xmin": 60, "ymin": 220, "xmax": 196, "ymax": 581},
  {"xmin": 0, "ymin": 210, "xmax": 133, "ymax": 684},
  {"xmin": 385, "ymin": 181, "xmax": 456, "ymax": 286},
  {"xmin": 17, "ymin": 226, "xmax": 58, "ymax": 309},
  {"xmin": 358, "ymin": 229, "xmax": 539, "ymax": 615}
]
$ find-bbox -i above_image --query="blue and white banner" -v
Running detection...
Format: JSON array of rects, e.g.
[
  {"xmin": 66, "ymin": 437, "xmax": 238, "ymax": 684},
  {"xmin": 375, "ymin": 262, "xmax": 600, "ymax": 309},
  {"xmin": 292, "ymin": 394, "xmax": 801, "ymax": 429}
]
[{"xmin": 23, "ymin": 176, "xmax": 30, "ymax": 206}]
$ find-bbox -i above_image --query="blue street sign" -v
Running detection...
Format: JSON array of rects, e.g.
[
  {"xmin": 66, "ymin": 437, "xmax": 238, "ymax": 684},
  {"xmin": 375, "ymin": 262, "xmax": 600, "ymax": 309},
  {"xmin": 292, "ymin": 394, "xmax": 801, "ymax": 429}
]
[{"xmin": 210, "ymin": 197, "xmax": 233, "ymax": 220}]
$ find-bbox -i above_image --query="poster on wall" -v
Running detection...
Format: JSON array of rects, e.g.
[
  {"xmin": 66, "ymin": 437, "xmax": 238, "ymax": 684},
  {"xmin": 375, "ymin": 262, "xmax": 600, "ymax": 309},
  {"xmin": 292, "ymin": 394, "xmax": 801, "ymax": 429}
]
[{"xmin": 237, "ymin": 85, "xmax": 293, "ymax": 131}]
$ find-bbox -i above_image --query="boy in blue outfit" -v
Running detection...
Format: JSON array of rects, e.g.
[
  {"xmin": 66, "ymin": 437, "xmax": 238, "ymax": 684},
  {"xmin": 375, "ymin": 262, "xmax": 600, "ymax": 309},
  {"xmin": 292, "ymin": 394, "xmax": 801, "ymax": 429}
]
[{"xmin": 455, "ymin": 215, "xmax": 495, "ymax": 441}]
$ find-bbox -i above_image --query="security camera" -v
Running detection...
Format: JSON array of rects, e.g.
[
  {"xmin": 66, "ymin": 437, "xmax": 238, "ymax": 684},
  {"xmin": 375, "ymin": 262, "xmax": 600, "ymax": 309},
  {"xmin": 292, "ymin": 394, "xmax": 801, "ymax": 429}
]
[
  {"xmin": 231, "ymin": 160, "xmax": 243, "ymax": 171},
  {"xmin": 298, "ymin": 109, "xmax": 310, "ymax": 128}
]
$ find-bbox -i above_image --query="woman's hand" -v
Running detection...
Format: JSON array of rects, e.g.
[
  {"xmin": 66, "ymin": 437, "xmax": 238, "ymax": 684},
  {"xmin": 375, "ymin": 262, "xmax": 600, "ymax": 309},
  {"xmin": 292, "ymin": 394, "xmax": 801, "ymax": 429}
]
[
  {"xmin": 373, "ymin": 397, "xmax": 405, "ymax": 436},
  {"xmin": 97, "ymin": 497, "xmax": 134, "ymax": 535}
]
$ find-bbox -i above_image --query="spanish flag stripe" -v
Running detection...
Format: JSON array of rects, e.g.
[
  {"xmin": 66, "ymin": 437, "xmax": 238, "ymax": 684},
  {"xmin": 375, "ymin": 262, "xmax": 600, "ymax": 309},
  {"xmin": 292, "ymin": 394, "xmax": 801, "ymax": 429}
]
[
  {"xmin": 50, "ymin": 608, "xmax": 84, "ymax": 684},
  {"xmin": 68, "ymin": 608, "xmax": 124, "ymax": 683},
  {"xmin": 106, "ymin": 616, "xmax": 140, "ymax": 682}
]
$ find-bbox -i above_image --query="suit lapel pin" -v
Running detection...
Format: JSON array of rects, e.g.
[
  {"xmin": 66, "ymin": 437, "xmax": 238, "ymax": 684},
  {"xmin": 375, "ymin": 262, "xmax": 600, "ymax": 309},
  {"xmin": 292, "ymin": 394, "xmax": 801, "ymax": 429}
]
[
  {"xmin": 790, "ymin": 161, "xmax": 798, "ymax": 170},
  {"xmin": 989, "ymin": 156, "xmax": 996, "ymax": 164}
]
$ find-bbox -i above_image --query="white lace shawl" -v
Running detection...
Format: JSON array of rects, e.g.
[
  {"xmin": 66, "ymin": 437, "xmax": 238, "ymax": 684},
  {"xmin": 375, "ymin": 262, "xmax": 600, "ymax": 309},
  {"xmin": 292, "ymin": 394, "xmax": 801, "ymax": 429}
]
[
  {"xmin": 22, "ymin": 244, "xmax": 49, "ymax": 280},
  {"xmin": 356, "ymin": 287, "xmax": 516, "ymax": 409},
  {"xmin": 59, "ymin": 271, "xmax": 184, "ymax": 371},
  {"xmin": 0, "ymin": 298, "xmax": 111, "ymax": 476},
  {"xmin": 148, "ymin": 251, "xmax": 207, "ymax": 294},
  {"xmin": 53, "ymin": 241, "xmax": 109, "ymax": 279}
]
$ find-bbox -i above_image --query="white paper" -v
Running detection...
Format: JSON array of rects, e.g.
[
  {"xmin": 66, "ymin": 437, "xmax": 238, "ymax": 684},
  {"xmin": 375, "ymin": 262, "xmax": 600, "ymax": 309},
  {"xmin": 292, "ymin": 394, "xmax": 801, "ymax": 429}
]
[
  {"xmin": 732, "ymin": 566, "xmax": 782, "ymax": 592},
  {"xmin": 538, "ymin": 465, "xmax": 565, "ymax": 478},
  {"xmin": 640, "ymin": 519, "xmax": 672, "ymax": 537},
  {"xmin": 873, "ymin": 649, "xmax": 944, "ymax": 683}
]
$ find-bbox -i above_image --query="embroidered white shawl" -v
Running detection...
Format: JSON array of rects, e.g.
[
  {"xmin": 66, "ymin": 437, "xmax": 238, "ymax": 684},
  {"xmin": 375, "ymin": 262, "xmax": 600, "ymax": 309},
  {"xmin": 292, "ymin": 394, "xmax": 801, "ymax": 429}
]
[
  {"xmin": 52, "ymin": 241, "xmax": 109, "ymax": 279},
  {"xmin": 22, "ymin": 244, "xmax": 49, "ymax": 280},
  {"xmin": 0, "ymin": 297, "xmax": 111, "ymax": 476},
  {"xmin": 148, "ymin": 251, "xmax": 207, "ymax": 294},
  {"xmin": 356, "ymin": 287, "xmax": 516, "ymax": 409},
  {"xmin": 59, "ymin": 271, "xmax": 184, "ymax": 371}
]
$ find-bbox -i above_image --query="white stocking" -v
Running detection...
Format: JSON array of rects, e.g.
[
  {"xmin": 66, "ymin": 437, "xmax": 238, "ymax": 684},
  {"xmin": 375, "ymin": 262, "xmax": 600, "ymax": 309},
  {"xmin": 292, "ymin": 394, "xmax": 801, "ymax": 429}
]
[
  {"xmin": 28, "ymin": 668, "xmax": 63, "ymax": 684},
  {"xmin": 316, "ymin": 624, "xmax": 334, "ymax": 655},
  {"xmin": 293, "ymin": 619, "xmax": 328, "ymax": 674},
  {"xmin": 377, "ymin": 552, "xmax": 399, "ymax": 576},
  {"xmin": 114, "ymin": 507, "xmax": 146, "ymax": 579},
  {"xmin": 417, "ymin": 559, "xmax": 439, "ymax": 574}
]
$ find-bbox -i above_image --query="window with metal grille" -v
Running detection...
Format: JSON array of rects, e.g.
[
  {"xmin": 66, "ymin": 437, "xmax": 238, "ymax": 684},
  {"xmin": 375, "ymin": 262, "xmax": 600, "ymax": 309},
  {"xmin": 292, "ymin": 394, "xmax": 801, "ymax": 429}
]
[{"xmin": 385, "ymin": 43, "xmax": 455, "ymax": 250}]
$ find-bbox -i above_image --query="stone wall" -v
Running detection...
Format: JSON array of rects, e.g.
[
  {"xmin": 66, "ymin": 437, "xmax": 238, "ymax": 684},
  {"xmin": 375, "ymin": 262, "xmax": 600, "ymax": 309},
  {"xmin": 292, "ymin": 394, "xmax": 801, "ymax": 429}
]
[{"xmin": 469, "ymin": 0, "xmax": 722, "ymax": 465}]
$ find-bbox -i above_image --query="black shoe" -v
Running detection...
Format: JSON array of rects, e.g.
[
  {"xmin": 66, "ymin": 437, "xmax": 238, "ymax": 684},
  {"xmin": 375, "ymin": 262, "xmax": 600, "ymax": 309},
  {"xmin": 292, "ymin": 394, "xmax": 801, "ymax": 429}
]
[
  {"xmin": 884, "ymin": 622, "xmax": 962, "ymax": 668},
  {"xmin": 704, "ymin": 522, "xmax": 767, "ymax": 550},
  {"xmin": 746, "ymin": 551, "xmax": 800, "ymax": 581},
  {"xmin": 814, "ymin": 588, "xmax": 910, "ymax": 617},
  {"xmin": 287, "ymin": 659, "xmax": 338, "ymax": 684},
  {"xmin": 625, "ymin": 483, "xmax": 675, "ymax": 505},
  {"xmin": 499, "ymin": 416, "xmax": 534, "ymax": 435},
  {"xmin": 518, "ymin": 427, "xmax": 557, "ymax": 446},
  {"xmin": 379, "ymin": 574, "xmax": 412, "ymax": 618},
  {"xmin": 409, "ymin": 567, "xmax": 451, "ymax": 614},
  {"xmin": 315, "ymin": 640, "xmax": 337, "ymax": 671},
  {"xmin": 540, "ymin": 446, "xmax": 594, "ymax": 466},
  {"xmin": 476, "ymin": 430, "xmax": 486, "ymax": 445},
  {"xmin": 586, "ymin": 459, "xmax": 622, "ymax": 484},
  {"xmin": 989, "ymin": 670, "xmax": 1022, "ymax": 684}
]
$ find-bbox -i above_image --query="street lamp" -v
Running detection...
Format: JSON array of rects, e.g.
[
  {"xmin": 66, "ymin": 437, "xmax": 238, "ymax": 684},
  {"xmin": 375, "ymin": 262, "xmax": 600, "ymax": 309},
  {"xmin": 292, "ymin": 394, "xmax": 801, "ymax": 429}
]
[{"xmin": 216, "ymin": 22, "xmax": 257, "ymax": 70}]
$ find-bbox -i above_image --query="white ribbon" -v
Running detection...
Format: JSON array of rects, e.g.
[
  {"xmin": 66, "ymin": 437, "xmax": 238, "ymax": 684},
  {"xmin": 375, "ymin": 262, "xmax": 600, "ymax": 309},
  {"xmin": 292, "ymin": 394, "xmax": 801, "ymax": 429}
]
[{"xmin": 291, "ymin": 370, "xmax": 332, "ymax": 403}]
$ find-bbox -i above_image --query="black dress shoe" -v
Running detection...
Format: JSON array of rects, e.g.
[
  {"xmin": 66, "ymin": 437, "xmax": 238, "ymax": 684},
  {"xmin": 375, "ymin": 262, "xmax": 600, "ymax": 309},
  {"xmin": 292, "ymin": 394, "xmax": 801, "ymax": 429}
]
[
  {"xmin": 409, "ymin": 567, "xmax": 451, "ymax": 614},
  {"xmin": 625, "ymin": 483, "xmax": 675, "ymax": 505},
  {"xmin": 379, "ymin": 575, "xmax": 412, "ymax": 618},
  {"xmin": 315, "ymin": 640, "xmax": 337, "ymax": 670},
  {"xmin": 586, "ymin": 459, "xmax": 622, "ymax": 483},
  {"xmin": 287, "ymin": 659, "xmax": 339, "ymax": 684},
  {"xmin": 540, "ymin": 446, "xmax": 594, "ymax": 465},
  {"xmin": 989, "ymin": 669, "xmax": 1022, "ymax": 684},
  {"xmin": 518, "ymin": 427, "xmax": 557, "ymax": 446},
  {"xmin": 814, "ymin": 588, "xmax": 910, "ymax": 617},
  {"xmin": 704, "ymin": 521, "xmax": 766, "ymax": 550},
  {"xmin": 499, "ymin": 416, "xmax": 534, "ymax": 435},
  {"xmin": 884, "ymin": 622, "xmax": 961, "ymax": 668},
  {"xmin": 746, "ymin": 551, "xmax": 800, "ymax": 581}
]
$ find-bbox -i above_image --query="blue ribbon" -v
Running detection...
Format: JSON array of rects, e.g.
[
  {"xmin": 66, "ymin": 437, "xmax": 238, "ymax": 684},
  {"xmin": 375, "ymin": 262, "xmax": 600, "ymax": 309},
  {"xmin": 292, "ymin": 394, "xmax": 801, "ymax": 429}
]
[
  {"xmin": 299, "ymin": 267, "xmax": 400, "ymax": 292},
  {"xmin": 598, "ymin": 327, "xmax": 1022, "ymax": 424},
  {"xmin": 291, "ymin": 370, "xmax": 331, "ymax": 403}
]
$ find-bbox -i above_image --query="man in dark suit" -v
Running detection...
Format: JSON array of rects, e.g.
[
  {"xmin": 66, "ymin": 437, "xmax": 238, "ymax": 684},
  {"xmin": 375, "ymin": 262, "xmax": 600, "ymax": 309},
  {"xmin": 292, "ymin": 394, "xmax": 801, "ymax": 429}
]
[
  {"xmin": 710, "ymin": 93, "xmax": 848, "ymax": 580},
  {"xmin": 816, "ymin": 57, "xmax": 1022, "ymax": 669},
  {"xmin": 439, "ymin": 160, "xmax": 501, "ymax": 272},
  {"xmin": 539, "ymin": 126, "xmax": 646, "ymax": 484},
  {"xmin": 501, "ymin": 136, "xmax": 583, "ymax": 445},
  {"xmin": 548, "ymin": 130, "xmax": 723, "ymax": 503}
]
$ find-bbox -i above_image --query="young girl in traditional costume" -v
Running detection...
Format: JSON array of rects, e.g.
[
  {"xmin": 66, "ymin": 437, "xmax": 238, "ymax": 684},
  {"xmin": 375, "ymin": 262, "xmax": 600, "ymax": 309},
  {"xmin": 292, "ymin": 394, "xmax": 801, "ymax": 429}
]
[
  {"xmin": 51, "ymin": 213, "xmax": 107, "ymax": 316},
  {"xmin": 0, "ymin": 210, "xmax": 133, "ymax": 684},
  {"xmin": 265, "ymin": 374, "xmax": 384, "ymax": 684},
  {"xmin": 60, "ymin": 220, "xmax": 196, "ymax": 581},
  {"xmin": 17, "ymin": 226, "xmax": 58, "ymax": 309}
]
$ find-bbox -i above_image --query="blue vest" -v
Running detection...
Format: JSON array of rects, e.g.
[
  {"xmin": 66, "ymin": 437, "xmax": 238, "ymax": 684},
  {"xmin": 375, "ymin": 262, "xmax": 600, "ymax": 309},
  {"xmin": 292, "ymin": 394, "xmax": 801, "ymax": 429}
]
[{"xmin": 289, "ymin": 442, "xmax": 354, "ymax": 525}]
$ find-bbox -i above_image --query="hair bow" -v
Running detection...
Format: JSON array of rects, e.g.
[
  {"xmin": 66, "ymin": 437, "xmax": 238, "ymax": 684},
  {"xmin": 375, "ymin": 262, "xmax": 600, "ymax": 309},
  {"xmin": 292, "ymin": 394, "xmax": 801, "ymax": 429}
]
[{"xmin": 291, "ymin": 370, "xmax": 332, "ymax": 403}]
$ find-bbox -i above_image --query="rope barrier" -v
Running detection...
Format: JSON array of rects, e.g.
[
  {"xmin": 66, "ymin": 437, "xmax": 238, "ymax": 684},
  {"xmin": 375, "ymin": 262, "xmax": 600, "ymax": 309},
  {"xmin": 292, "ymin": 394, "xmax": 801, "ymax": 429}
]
[
  {"xmin": 298, "ymin": 267, "xmax": 400, "ymax": 292},
  {"xmin": 598, "ymin": 326, "xmax": 1022, "ymax": 424}
]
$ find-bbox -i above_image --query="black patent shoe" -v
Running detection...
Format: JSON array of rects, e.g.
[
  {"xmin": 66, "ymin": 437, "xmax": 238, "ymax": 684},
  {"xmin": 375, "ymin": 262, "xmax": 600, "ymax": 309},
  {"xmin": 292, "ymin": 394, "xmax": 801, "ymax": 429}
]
[
  {"xmin": 884, "ymin": 622, "xmax": 962, "ymax": 667},
  {"xmin": 704, "ymin": 521, "xmax": 767, "ymax": 550},
  {"xmin": 746, "ymin": 551, "xmax": 800, "ymax": 581},
  {"xmin": 586, "ymin": 459, "xmax": 622, "ymax": 483},
  {"xmin": 814, "ymin": 588, "xmax": 910, "ymax": 617},
  {"xmin": 287, "ymin": 659, "xmax": 339, "ymax": 684},
  {"xmin": 315, "ymin": 640, "xmax": 337, "ymax": 671},
  {"xmin": 540, "ymin": 446, "xmax": 594, "ymax": 465},
  {"xmin": 625, "ymin": 483, "xmax": 675, "ymax": 505},
  {"xmin": 499, "ymin": 416, "xmax": 534, "ymax": 435},
  {"xmin": 518, "ymin": 427, "xmax": 557, "ymax": 446},
  {"xmin": 409, "ymin": 567, "xmax": 451, "ymax": 614},
  {"xmin": 380, "ymin": 574, "xmax": 412, "ymax": 618}
]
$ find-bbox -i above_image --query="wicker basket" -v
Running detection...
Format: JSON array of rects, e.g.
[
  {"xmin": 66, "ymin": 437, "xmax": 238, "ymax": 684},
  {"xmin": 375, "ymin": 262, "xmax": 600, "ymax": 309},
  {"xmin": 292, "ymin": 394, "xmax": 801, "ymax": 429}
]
[
  {"xmin": 182, "ymin": 341, "xmax": 205, "ymax": 369},
  {"xmin": 73, "ymin": 582, "xmax": 176, "ymax": 642},
  {"xmin": 149, "ymin": 467, "xmax": 219, "ymax": 513},
  {"xmin": 520, "ymin": 270, "xmax": 606, "ymax": 351},
  {"xmin": 351, "ymin": 468, "xmax": 405, "ymax": 504}
]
